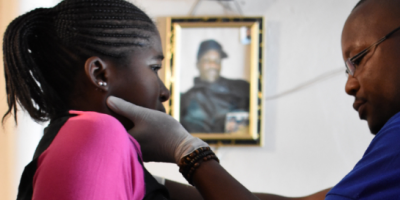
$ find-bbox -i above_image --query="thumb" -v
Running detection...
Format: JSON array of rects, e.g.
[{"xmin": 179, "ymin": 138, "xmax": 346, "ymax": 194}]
[{"xmin": 107, "ymin": 96, "xmax": 145, "ymax": 121}]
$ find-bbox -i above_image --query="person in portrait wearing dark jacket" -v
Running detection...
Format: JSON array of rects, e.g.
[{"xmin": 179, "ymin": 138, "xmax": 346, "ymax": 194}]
[{"xmin": 180, "ymin": 39, "xmax": 250, "ymax": 133}]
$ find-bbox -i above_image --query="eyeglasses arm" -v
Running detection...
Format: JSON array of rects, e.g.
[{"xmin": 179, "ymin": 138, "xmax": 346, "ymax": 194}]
[{"xmin": 351, "ymin": 25, "xmax": 400, "ymax": 62}]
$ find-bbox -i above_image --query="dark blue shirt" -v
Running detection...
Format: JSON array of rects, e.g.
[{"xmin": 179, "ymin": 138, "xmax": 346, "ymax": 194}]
[{"xmin": 326, "ymin": 112, "xmax": 400, "ymax": 200}]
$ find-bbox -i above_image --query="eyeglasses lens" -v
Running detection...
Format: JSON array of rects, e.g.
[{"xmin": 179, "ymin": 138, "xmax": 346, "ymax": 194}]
[{"xmin": 345, "ymin": 59, "xmax": 355, "ymax": 76}]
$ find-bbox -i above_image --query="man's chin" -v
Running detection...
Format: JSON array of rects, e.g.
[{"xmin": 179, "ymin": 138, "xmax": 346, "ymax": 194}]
[
  {"xmin": 205, "ymin": 76, "xmax": 219, "ymax": 83},
  {"xmin": 367, "ymin": 120, "xmax": 385, "ymax": 135},
  {"xmin": 367, "ymin": 110, "xmax": 400, "ymax": 135}
]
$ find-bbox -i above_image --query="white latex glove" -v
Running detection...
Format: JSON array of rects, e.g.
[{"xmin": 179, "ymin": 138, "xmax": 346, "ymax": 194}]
[{"xmin": 107, "ymin": 96, "xmax": 209, "ymax": 164}]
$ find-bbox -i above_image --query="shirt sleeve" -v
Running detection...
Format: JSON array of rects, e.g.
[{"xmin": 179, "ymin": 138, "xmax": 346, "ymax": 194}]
[{"xmin": 32, "ymin": 111, "xmax": 145, "ymax": 200}]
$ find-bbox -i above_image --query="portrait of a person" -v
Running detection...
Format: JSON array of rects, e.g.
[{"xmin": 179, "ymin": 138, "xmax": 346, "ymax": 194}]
[{"xmin": 180, "ymin": 39, "xmax": 250, "ymax": 133}]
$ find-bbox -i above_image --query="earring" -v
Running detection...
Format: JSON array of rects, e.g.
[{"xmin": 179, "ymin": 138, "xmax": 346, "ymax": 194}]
[{"xmin": 98, "ymin": 81, "xmax": 107, "ymax": 86}]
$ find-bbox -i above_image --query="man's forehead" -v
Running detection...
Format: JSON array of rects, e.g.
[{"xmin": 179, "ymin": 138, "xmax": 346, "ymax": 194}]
[{"xmin": 342, "ymin": 0, "xmax": 400, "ymax": 57}]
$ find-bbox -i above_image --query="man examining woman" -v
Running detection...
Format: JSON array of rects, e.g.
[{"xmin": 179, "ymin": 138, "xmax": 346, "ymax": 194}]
[
  {"xmin": 6, "ymin": 0, "xmax": 400, "ymax": 199},
  {"xmin": 109, "ymin": 0, "xmax": 400, "ymax": 199}
]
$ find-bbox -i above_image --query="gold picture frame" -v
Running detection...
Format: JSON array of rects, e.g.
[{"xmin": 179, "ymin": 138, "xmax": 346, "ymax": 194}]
[{"xmin": 163, "ymin": 17, "xmax": 264, "ymax": 146}]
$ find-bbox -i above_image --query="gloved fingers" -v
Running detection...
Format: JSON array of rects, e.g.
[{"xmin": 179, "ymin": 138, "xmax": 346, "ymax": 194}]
[{"xmin": 107, "ymin": 96, "xmax": 145, "ymax": 122}]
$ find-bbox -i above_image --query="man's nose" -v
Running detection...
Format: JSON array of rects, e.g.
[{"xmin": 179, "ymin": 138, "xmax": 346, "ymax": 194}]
[
  {"xmin": 345, "ymin": 74, "xmax": 360, "ymax": 96},
  {"xmin": 207, "ymin": 62, "xmax": 220, "ymax": 69}
]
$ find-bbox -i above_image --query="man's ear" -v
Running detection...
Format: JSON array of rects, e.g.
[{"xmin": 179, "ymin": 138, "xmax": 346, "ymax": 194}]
[{"xmin": 84, "ymin": 56, "xmax": 110, "ymax": 91}]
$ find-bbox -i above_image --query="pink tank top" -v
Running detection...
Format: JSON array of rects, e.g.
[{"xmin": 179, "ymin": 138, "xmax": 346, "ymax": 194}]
[{"xmin": 32, "ymin": 110, "xmax": 145, "ymax": 200}]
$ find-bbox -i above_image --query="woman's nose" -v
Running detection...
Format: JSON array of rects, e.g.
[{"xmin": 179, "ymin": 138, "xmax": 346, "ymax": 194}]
[{"xmin": 159, "ymin": 79, "xmax": 170, "ymax": 102}]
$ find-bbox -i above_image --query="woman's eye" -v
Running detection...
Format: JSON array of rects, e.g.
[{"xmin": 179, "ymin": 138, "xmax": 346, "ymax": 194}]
[{"xmin": 151, "ymin": 65, "xmax": 161, "ymax": 73}]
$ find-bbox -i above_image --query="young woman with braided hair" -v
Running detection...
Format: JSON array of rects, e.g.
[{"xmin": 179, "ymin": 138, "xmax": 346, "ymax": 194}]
[
  {"xmin": 5, "ymin": 0, "xmax": 368, "ymax": 199},
  {"xmin": 4, "ymin": 1, "xmax": 173, "ymax": 199},
  {"xmin": 3, "ymin": 0, "xmax": 265, "ymax": 199}
]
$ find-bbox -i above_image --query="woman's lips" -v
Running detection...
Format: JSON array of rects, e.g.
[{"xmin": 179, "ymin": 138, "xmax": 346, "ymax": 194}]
[{"xmin": 353, "ymin": 99, "xmax": 367, "ymax": 119}]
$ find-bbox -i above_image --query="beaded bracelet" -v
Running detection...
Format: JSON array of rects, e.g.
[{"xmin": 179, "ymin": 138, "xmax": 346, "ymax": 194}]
[
  {"xmin": 180, "ymin": 151, "xmax": 214, "ymax": 176},
  {"xmin": 178, "ymin": 147, "xmax": 219, "ymax": 185}
]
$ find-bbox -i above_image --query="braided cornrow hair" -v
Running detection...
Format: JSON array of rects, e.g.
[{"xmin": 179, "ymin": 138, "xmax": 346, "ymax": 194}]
[{"xmin": 3, "ymin": 0, "xmax": 156, "ymax": 123}]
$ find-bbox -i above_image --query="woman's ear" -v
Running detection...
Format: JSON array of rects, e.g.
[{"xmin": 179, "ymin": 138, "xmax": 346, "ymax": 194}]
[{"xmin": 84, "ymin": 56, "xmax": 110, "ymax": 91}]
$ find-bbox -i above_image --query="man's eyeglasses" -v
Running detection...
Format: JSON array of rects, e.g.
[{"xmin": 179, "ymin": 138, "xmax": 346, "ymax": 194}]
[{"xmin": 345, "ymin": 26, "xmax": 400, "ymax": 76}]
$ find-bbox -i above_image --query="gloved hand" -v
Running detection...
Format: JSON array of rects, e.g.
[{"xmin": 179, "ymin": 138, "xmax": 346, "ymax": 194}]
[{"xmin": 106, "ymin": 96, "xmax": 209, "ymax": 164}]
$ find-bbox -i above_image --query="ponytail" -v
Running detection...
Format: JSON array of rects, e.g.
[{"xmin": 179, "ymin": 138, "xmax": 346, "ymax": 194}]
[{"xmin": 3, "ymin": 8, "xmax": 67, "ymax": 123}]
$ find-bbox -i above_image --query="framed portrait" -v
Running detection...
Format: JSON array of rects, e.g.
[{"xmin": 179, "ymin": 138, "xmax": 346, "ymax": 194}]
[{"xmin": 163, "ymin": 17, "xmax": 264, "ymax": 146}]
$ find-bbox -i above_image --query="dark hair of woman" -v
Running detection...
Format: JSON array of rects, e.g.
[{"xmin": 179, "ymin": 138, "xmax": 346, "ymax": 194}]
[{"xmin": 3, "ymin": 0, "xmax": 156, "ymax": 123}]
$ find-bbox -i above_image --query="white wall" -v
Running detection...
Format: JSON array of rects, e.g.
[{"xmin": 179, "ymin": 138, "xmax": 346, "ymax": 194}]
[
  {"xmin": 19, "ymin": 0, "xmax": 60, "ymax": 14},
  {"xmin": 13, "ymin": 0, "xmax": 374, "ymax": 198}
]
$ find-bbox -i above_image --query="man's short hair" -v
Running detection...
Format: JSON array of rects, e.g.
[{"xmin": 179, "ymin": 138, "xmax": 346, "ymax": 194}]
[
  {"xmin": 354, "ymin": 0, "xmax": 367, "ymax": 10},
  {"xmin": 197, "ymin": 39, "xmax": 228, "ymax": 61}
]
